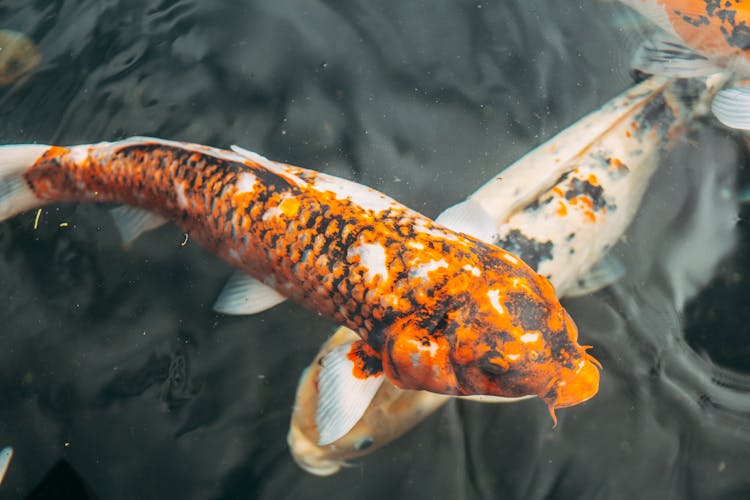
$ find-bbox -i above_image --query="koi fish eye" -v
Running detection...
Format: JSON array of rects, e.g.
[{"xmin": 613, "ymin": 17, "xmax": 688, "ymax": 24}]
[
  {"xmin": 353, "ymin": 436, "xmax": 374, "ymax": 451},
  {"xmin": 479, "ymin": 352, "xmax": 510, "ymax": 375}
]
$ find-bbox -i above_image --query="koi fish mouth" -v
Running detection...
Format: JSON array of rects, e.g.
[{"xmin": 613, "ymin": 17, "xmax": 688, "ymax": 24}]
[
  {"xmin": 542, "ymin": 350, "xmax": 601, "ymax": 425},
  {"xmin": 287, "ymin": 425, "xmax": 345, "ymax": 476}
]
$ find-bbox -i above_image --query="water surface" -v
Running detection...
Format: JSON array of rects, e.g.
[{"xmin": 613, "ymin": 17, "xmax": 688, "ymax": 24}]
[{"xmin": 1, "ymin": 1, "xmax": 749, "ymax": 498}]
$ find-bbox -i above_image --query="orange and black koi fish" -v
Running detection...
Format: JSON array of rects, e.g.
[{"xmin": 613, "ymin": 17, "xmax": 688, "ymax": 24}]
[
  {"xmin": 0, "ymin": 138, "xmax": 599, "ymax": 444},
  {"xmin": 288, "ymin": 71, "xmax": 730, "ymax": 471},
  {"xmin": 620, "ymin": 0, "xmax": 750, "ymax": 128}
]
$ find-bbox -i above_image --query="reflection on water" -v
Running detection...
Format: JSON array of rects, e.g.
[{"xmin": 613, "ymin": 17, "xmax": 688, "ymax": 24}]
[{"xmin": 0, "ymin": 0, "xmax": 749, "ymax": 498}]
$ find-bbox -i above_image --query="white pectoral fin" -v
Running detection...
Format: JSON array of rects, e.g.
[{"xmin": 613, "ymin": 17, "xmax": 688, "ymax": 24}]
[
  {"xmin": 457, "ymin": 394, "xmax": 535, "ymax": 403},
  {"xmin": 213, "ymin": 271, "xmax": 287, "ymax": 315},
  {"xmin": 631, "ymin": 32, "xmax": 723, "ymax": 78},
  {"xmin": 566, "ymin": 253, "xmax": 625, "ymax": 297},
  {"xmin": 435, "ymin": 199, "xmax": 497, "ymax": 244},
  {"xmin": 0, "ymin": 446, "xmax": 13, "ymax": 486},
  {"xmin": 315, "ymin": 344, "xmax": 384, "ymax": 446},
  {"xmin": 110, "ymin": 206, "xmax": 168, "ymax": 247},
  {"xmin": 711, "ymin": 86, "xmax": 750, "ymax": 130}
]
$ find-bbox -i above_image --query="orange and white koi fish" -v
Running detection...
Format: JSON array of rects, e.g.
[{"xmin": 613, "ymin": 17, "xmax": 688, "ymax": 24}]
[
  {"xmin": 619, "ymin": 0, "xmax": 750, "ymax": 128},
  {"xmin": 288, "ymin": 72, "xmax": 729, "ymax": 474},
  {"xmin": 0, "ymin": 137, "xmax": 599, "ymax": 445}
]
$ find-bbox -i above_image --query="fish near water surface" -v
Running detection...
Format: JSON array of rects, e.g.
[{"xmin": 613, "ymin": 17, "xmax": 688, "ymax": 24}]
[
  {"xmin": 619, "ymin": 0, "xmax": 750, "ymax": 128},
  {"xmin": 289, "ymin": 326, "xmax": 451, "ymax": 476},
  {"xmin": 0, "ymin": 30, "xmax": 40, "ymax": 88},
  {"xmin": 0, "ymin": 138, "xmax": 599, "ymax": 445},
  {"xmin": 288, "ymin": 72, "xmax": 730, "ymax": 474}
]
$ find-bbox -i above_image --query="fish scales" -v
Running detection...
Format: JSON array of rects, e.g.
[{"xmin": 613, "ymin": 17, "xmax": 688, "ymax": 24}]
[{"xmin": 10, "ymin": 138, "xmax": 597, "ymax": 404}]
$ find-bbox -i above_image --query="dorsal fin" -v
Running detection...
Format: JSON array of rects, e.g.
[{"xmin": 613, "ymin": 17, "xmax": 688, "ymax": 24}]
[{"xmin": 230, "ymin": 145, "xmax": 307, "ymax": 188}]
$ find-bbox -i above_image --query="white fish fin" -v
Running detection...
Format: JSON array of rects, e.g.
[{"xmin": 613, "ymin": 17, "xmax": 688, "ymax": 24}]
[
  {"xmin": 711, "ymin": 86, "xmax": 750, "ymax": 130},
  {"xmin": 103, "ymin": 137, "xmax": 279, "ymax": 171},
  {"xmin": 230, "ymin": 145, "xmax": 306, "ymax": 188},
  {"xmin": 213, "ymin": 271, "xmax": 287, "ymax": 315},
  {"xmin": 457, "ymin": 394, "xmax": 535, "ymax": 403},
  {"xmin": 631, "ymin": 32, "xmax": 723, "ymax": 78},
  {"xmin": 0, "ymin": 144, "xmax": 50, "ymax": 221},
  {"xmin": 110, "ymin": 205, "xmax": 168, "ymax": 247},
  {"xmin": 435, "ymin": 199, "xmax": 497, "ymax": 244},
  {"xmin": 566, "ymin": 253, "xmax": 626, "ymax": 297},
  {"xmin": 0, "ymin": 446, "xmax": 12, "ymax": 487},
  {"xmin": 315, "ymin": 343, "xmax": 384, "ymax": 445}
]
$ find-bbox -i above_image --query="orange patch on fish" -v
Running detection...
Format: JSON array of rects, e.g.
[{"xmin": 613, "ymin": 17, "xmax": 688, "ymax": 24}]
[{"xmin": 657, "ymin": 0, "xmax": 750, "ymax": 62}]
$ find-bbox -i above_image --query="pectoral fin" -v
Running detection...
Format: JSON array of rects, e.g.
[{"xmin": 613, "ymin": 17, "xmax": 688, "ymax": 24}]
[
  {"xmin": 213, "ymin": 271, "xmax": 287, "ymax": 315},
  {"xmin": 315, "ymin": 340, "xmax": 384, "ymax": 445},
  {"xmin": 711, "ymin": 86, "xmax": 750, "ymax": 130},
  {"xmin": 435, "ymin": 199, "xmax": 497, "ymax": 244},
  {"xmin": 110, "ymin": 206, "xmax": 168, "ymax": 247},
  {"xmin": 631, "ymin": 31, "xmax": 723, "ymax": 78},
  {"xmin": 457, "ymin": 394, "xmax": 535, "ymax": 403},
  {"xmin": 565, "ymin": 253, "xmax": 625, "ymax": 297},
  {"xmin": 0, "ymin": 446, "xmax": 12, "ymax": 486}
]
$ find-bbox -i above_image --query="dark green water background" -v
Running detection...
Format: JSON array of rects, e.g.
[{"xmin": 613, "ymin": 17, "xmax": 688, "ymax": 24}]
[{"xmin": 1, "ymin": 1, "xmax": 750, "ymax": 498}]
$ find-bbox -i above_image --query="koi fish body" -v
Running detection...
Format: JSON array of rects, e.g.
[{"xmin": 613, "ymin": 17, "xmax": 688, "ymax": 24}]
[
  {"xmin": 619, "ymin": 0, "xmax": 750, "ymax": 128},
  {"xmin": 0, "ymin": 138, "xmax": 598, "ymax": 445},
  {"xmin": 288, "ymin": 72, "xmax": 728, "ymax": 474}
]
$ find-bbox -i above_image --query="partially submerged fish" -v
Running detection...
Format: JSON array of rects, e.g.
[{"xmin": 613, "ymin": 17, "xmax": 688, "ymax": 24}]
[
  {"xmin": 288, "ymin": 72, "xmax": 729, "ymax": 474},
  {"xmin": 288, "ymin": 326, "xmax": 450, "ymax": 475},
  {"xmin": 0, "ymin": 30, "xmax": 40, "ymax": 88},
  {"xmin": 0, "ymin": 137, "xmax": 598, "ymax": 445},
  {"xmin": 619, "ymin": 0, "xmax": 750, "ymax": 128},
  {"xmin": 0, "ymin": 446, "xmax": 12, "ymax": 486}
]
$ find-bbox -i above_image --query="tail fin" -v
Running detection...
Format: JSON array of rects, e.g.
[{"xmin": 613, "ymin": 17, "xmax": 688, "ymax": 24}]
[{"xmin": 0, "ymin": 144, "xmax": 50, "ymax": 221}]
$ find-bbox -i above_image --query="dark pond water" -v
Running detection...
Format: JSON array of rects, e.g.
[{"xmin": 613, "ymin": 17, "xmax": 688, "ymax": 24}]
[{"xmin": 1, "ymin": 1, "xmax": 749, "ymax": 498}]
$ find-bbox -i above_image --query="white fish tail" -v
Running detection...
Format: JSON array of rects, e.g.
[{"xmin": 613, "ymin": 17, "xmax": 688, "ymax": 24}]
[{"xmin": 0, "ymin": 144, "xmax": 51, "ymax": 221}]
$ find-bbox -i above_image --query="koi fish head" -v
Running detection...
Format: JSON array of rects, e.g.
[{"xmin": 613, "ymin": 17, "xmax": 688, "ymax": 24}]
[
  {"xmin": 462, "ymin": 284, "xmax": 600, "ymax": 420},
  {"xmin": 383, "ymin": 246, "xmax": 600, "ymax": 418}
]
